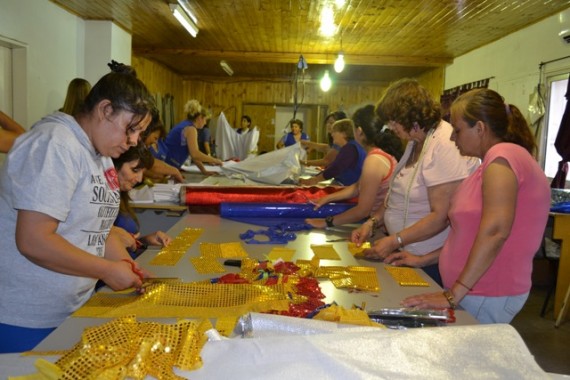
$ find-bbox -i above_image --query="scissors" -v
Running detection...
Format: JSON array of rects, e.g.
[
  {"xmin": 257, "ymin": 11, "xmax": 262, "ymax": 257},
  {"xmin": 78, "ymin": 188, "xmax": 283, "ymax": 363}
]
[{"xmin": 121, "ymin": 259, "xmax": 145, "ymax": 288}]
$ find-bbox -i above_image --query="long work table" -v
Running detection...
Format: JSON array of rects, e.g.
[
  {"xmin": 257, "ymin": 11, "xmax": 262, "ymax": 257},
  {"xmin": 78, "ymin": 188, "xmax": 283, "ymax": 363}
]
[{"xmin": 2, "ymin": 213, "xmax": 555, "ymax": 379}]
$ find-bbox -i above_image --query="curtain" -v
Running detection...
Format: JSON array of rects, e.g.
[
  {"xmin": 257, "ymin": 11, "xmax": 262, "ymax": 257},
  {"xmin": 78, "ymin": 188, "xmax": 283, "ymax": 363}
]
[{"xmin": 551, "ymin": 76, "xmax": 570, "ymax": 189}]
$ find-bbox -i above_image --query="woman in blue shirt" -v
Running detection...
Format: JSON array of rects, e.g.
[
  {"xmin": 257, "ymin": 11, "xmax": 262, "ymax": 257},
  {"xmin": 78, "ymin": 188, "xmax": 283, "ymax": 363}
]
[{"xmin": 155, "ymin": 99, "xmax": 222, "ymax": 175}]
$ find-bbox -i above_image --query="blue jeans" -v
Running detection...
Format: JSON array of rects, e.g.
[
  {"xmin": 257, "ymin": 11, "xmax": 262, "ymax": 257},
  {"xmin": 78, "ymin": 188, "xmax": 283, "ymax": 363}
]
[
  {"xmin": 0, "ymin": 323, "xmax": 56, "ymax": 353},
  {"xmin": 459, "ymin": 293, "xmax": 529, "ymax": 324}
]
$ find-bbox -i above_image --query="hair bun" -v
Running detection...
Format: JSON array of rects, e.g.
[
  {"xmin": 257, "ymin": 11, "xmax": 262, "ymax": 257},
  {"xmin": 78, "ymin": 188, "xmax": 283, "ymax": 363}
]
[{"xmin": 107, "ymin": 60, "xmax": 137, "ymax": 77}]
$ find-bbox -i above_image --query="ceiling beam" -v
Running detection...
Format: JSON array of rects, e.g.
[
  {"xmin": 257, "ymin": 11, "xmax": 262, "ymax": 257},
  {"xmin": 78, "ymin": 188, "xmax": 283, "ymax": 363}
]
[{"xmin": 133, "ymin": 48, "xmax": 453, "ymax": 67}]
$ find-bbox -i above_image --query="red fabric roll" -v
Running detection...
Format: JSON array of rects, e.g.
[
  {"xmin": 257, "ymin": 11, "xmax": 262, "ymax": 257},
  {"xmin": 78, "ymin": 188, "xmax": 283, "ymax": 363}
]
[{"xmin": 182, "ymin": 186, "xmax": 353, "ymax": 206}]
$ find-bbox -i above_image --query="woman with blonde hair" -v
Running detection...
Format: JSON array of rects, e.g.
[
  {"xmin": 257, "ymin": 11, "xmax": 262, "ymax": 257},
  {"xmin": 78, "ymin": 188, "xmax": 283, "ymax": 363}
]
[
  {"xmin": 60, "ymin": 78, "xmax": 92, "ymax": 116},
  {"xmin": 155, "ymin": 99, "xmax": 222, "ymax": 176}
]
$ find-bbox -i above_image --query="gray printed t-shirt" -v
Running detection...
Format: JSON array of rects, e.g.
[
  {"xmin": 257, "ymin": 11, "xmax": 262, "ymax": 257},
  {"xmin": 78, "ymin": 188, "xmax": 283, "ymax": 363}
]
[{"xmin": 0, "ymin": 112, "xmax": 120, "ymax": 328}]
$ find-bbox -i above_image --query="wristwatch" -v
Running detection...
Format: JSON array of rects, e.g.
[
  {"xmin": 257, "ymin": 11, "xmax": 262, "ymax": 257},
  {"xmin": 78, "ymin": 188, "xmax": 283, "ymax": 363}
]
[{"xmin": 325, "ymin": 216, "xmax": 335, "ymax": 228}]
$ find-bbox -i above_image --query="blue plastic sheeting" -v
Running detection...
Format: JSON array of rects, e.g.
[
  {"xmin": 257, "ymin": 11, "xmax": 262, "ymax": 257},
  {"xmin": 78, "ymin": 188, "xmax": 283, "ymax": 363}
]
[
  {"xmin": 219, "ymin": 202, "xmax": 355, "ymax": 218},
  {"xmin": 551, "ymin": 201, "xmax": 570, "ymax": 213}
]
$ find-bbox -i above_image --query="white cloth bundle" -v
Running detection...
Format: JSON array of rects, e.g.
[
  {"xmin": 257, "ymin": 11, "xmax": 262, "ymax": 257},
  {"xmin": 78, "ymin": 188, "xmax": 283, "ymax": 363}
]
[
  {"xmin": 215, "ymin": 112, "xmax": 260, "ymax": 161},
  {"xmin": 220, "ymin": 143, "xmax": 306, "ymax": 185}
]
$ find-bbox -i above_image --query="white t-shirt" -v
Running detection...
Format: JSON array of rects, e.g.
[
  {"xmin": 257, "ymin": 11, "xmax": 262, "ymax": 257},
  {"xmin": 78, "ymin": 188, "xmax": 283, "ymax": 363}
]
[
  {"xmin": 384, "ymin": 121, "xmax": 479, "ymax": 255},
  {"xmin": 0, "ymin": 112, "xmax": 120, "ymax": 328}
]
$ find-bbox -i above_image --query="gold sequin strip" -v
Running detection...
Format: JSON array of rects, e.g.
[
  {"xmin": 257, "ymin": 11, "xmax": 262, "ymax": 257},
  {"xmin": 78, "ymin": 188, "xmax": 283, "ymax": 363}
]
[
  {"xmin": 385, "ymin": 266, "xmax": 430, "ymax": 286},
  {"xmin": 73, "ymin": 283, "xmax": 294, "ymax": 318},
  {"xmin": 200, "ymin": 242, "xmax": 248, "ymax": 258},
  {"xmin": 150, "ymin": 228, "xmax": 203, "ymax": 266},
  {"xmin": 310, "ymin": 244, "xmax": 341, "ymax": 260},
  {"xmin": 190, "ymin": 256, "xmax": 226, "ymax": 274}
]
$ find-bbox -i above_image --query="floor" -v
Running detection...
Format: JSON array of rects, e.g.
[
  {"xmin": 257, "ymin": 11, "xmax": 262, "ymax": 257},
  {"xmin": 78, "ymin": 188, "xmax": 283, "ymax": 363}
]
[{"xmin": 510, "ymin": 276, "xmax": 570, "ymax": 375}]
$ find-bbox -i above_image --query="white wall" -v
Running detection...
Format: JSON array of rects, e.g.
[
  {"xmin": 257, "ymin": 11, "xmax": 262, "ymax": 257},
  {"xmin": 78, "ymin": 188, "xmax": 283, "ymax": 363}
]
[
  {"xmin": 0, "ymin": 0, "xmax": 85, "ymax": 127},
  {"xmin": 0, "ymin": 0, "xmax": 131, "ymax": 129},
  {"xmin": 445, "ymin": 7, "xmax": 570, "ymax": 118}
]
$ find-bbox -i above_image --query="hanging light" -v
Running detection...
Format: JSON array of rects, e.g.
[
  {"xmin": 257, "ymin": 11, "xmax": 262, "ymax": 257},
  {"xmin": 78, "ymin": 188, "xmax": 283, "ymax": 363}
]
[
  {"xmin": 334, "ymin": 52, "xmax": 345, "ymax": 73},
  {"xmin": 320, "ymin": 70, "xmax": 332, "ymax": 92}
]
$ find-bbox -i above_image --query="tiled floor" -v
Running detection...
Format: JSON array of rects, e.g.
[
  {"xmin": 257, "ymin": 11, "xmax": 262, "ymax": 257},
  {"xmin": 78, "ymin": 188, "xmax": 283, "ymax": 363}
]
[{"xmin": 510, "ymin": 284, "xmax": 570, "ymax": 375}]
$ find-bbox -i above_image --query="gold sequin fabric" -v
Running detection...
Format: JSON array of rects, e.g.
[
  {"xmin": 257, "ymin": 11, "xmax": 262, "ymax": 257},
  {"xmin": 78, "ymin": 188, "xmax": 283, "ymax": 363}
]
[
  {"xmin": 316, "ymin": 266, "xmax": 380, "ymax": 292},
  {"xmin": 23, "ymin": 315, "xmax": 211, "ymax": 380},
  {"xmin": 73, "ymin": 282, "xmax": 295, "ymax": 318},
  {"xmin": 385, "ymin": 266, "xmax": 429, "ymax": 286},
  {"xmin": 150, "ymin": 228, "xmax": 203, "ymax": 266}
]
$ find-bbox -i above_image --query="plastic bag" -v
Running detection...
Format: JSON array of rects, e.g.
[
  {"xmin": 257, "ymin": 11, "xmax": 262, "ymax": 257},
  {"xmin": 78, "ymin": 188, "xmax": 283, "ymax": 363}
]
[{"xmin": 220, "ymin": 143, "xmax": 306, "ymax": 185}]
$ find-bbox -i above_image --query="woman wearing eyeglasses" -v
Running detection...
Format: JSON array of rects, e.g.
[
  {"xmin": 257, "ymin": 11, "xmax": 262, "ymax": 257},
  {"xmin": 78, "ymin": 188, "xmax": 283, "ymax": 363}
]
[{"xmin": 0, "ymin": 62, "xmax": 155, "ymax": 353}]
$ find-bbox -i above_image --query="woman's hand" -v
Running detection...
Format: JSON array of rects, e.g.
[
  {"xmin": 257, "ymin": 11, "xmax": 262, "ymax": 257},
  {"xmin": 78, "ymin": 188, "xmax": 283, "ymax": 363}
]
[
  {"xmin": 110, "ymin": 226, "xmax": 137, "ymax": 251},
  {"xmin": 101, "ymin": 260, "xmax": 144, "ymax": 291},
  {"xmin": 364, "ymin": 235, "xmax": 398, "ymax": 260},
  {"xmin": 384, "ymin": 250, "xmax": 423, "ymax": 267},
  {"xmin": 305, "ymin": 218, "xmax": 326, "ymax": 229},
  {"xmin": 401, "ymin": 291, "xmax": 450, "ymax": 309},
  {"xmin": 144, "ymin": 231, "xmax": 172, "ymax": 247},
  {"xmin": 312, "ymin": 197, "xmax": 329, "ymax": 210},
  {"xmin": 351, "ymin": 222, "xmax": 372, "ymax": 246}
]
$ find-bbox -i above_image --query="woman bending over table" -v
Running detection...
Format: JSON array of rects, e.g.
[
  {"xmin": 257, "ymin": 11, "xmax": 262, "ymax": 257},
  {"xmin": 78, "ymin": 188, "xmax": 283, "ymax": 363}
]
[
  {"xmin": 351, "ymin": 79, "xmax": 479, "ymax": 284},
  {"xmin": 399, "ymin": 88, "xmax": 550, "ymax": 324},
  {"xmin": 0, "ymin": 63, "xmax": 155, "ymax": 353},
  {"xmin": 155, "ymin": 99, "xmax": 223, "ymax": 176},
  {"xmin": 113, "ymin": 143, "xmax": 173, "ymax": 259},
  {"xmin": 299, "ymin": 119, "xmax": 367, "ymax": 187},
  {"xmin": 305, "ymin": 105, "xmax": 402, "ymax": 229}
]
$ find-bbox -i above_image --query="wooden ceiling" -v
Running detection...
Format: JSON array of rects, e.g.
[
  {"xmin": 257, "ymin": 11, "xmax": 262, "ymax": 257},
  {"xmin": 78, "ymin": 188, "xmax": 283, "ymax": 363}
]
[{"xmin": 50, "ymin": 0, "xmax": 570, "ymax": 83}]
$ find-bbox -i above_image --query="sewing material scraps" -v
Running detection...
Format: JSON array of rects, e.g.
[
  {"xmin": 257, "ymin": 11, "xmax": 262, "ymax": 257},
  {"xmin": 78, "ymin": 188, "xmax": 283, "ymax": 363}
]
[
  {"xmin": 385, "ymin": 266, "xmax": 430, "ymax": 287},
  {"xmin": 17, "ymin": 315, "xmax": 210, "ymax": 380},
  {"xmin": 150, "ymin": 228, "xmax": 203, "ymax": 266},
  {"xmin": 347, "ymin": 241, "xmax": 371, "ymax": 257}
]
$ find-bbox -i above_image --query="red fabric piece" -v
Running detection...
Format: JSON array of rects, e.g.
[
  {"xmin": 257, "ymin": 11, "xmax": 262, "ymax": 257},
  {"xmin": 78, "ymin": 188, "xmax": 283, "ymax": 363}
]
[{"xmin": 183, "ymin": 186, "xmax": 351, "ymax": 206}]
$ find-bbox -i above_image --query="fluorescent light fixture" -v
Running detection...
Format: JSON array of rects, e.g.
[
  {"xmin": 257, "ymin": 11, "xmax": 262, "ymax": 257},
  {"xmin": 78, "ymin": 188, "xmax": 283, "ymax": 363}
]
[
  {"xmin": 334, "ymin": 52, "xmax": 345, "ymax": 73},
  {"xmin": 220, "ymin": 60, "xmax": 234, "ymax": 76},
  {"xmin": 170, "ymin": 4, "xmax": 199, "ymax": 37},
  {"xmin": 320, "ymin": 70, "xmax": 332, "ymax": 92},
  {"xmin": 177, "ymin": 0, "xmax": 198, "ymax": 24}
]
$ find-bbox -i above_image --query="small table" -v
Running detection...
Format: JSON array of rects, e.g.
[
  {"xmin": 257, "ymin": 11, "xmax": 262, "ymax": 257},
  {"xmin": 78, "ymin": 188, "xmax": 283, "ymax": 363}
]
[{"xmin": 553, "ymin": 212, "xmax": 570, "ymax": 321}]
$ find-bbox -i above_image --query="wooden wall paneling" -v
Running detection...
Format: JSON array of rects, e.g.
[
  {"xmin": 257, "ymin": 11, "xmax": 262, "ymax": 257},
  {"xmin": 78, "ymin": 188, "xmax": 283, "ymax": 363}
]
[{"xmin": 131, "ymin": 56, "xmax": 184, "ymax": 130}]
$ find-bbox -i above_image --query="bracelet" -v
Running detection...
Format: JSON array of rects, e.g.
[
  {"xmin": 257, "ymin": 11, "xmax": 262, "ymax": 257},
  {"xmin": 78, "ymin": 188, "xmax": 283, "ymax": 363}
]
[
  {"xmin": 395, "ymin": 232, "xmax": 404, "ymax": 249},
  {"xmin": 369, "ymin": 216, "xmax": 378, "ymax": 231},
  {"xmin": 455, "ymin": 279, "xmax": 473, "ymax": 291},
  {"xmin": 442, "ymin": 289, "xmax": 456, "ymax": 309}
]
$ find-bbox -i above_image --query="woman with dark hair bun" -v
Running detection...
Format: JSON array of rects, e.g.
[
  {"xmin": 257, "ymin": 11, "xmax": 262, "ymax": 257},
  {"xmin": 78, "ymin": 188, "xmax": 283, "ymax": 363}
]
[
  {"xmin": 305, "ymin": 105, "xmax": 401, "ymax": 228},
  {"xmin": 0, "ymin": 62, "xmax": 155, "ymax": 352},
  {"xmin": 400, "ymin": 88, "xmax": 550, "ymax": 324}
]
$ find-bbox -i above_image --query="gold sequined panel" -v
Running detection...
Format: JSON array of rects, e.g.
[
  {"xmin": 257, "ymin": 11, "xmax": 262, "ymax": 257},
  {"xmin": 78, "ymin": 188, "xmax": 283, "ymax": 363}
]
[
  {"xmin": 267, "ymin": 247, "xmax": 296, "ymax": 262},
  {"xmin": 200, "ymin": 242, "xmax": 248, "ymax": 258},
  {"xmin": 150, "ymin": 228, "xmax": 203, "ymax": 266},
  {"xmin": 41, "ymin": 315, "xmax": 211, "ymax": 379},
  {"xmin": 320, "ymin": 266, "xmax": 380, "ymax": 292},
  {"xmin": 73, "ymin": 283, "xmax": 297, "ymax": 318},
  {"xmin": 385, "ymin": 266, "xmax": 430, "ymax": 287},
  {"xmin": 190, "ymin": 256, "xmax": 226, "ymax": 274},
  {"xmin": 310, "ymin": 244, "xmax": 341, "ymax": 260}
]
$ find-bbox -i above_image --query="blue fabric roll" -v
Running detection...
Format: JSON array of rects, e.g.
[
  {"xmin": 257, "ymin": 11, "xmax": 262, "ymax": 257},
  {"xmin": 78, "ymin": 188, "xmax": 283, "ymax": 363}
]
[{"xmin": 220, "ymin": 202, "xmax": 354, "ymax": 218}]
